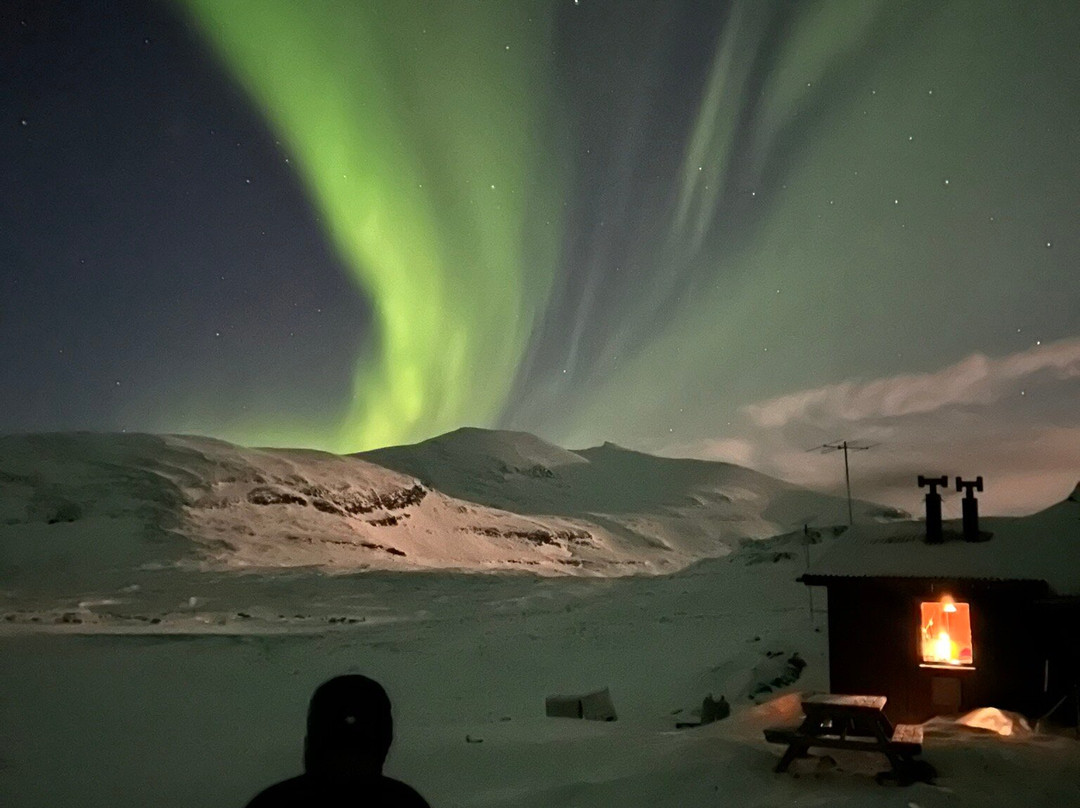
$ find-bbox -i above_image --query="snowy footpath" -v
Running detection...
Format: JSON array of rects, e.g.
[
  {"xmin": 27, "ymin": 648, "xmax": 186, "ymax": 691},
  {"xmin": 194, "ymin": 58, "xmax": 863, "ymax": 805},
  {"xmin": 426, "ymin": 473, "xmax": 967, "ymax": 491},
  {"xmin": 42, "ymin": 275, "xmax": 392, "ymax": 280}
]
[{"xmin": 2, "ymin": 553, "xmax": 1078, "ymax": 807}]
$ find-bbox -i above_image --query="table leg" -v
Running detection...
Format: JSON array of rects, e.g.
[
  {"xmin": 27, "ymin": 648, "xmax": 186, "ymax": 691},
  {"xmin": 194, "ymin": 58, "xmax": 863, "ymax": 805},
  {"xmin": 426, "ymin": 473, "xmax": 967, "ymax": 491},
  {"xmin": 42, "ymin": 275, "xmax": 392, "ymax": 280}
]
[{"xmin": 775, "ymin": 742, "xmax": 809, "ymax": 773}]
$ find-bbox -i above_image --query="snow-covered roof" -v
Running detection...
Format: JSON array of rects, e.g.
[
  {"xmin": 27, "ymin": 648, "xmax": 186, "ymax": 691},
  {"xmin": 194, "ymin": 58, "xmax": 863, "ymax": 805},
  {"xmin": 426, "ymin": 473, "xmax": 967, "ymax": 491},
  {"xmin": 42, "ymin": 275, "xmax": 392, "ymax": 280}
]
[{"xmin": 805, "ymin": 484, "xmax": 1080, "ymax": 596}]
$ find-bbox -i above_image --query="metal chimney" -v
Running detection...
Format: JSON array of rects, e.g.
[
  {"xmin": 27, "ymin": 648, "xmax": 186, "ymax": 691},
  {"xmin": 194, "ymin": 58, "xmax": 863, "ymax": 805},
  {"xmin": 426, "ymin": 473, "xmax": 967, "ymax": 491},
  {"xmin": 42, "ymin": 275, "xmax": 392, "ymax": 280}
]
[
  {"xmin": 918, "ymin": 475, "xmax": 948, "ymax": 544},
  {"xmin": 955, "ymin": 476, "xmax": 984, "ymax": 542}
]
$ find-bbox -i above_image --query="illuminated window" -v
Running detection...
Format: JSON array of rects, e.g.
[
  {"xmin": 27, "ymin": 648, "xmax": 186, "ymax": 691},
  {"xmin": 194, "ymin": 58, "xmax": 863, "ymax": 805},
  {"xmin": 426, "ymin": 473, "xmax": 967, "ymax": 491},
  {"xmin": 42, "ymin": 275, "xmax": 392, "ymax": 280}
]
[{"xmin": 920, "ymin": 596, "xmax": 974, "ymax": 667}]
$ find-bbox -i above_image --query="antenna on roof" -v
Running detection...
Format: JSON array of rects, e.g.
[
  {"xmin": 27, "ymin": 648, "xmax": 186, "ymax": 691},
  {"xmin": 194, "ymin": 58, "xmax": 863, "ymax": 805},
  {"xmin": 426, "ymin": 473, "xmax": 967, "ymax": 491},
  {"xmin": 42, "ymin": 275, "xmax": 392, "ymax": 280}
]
[
  {"xmin": 799, "ymin": 519, "xmax": 818, "ymax": 626},
  {"xmin": 809, "ymin": 440, "xmax": 878, "ymax": 526}
]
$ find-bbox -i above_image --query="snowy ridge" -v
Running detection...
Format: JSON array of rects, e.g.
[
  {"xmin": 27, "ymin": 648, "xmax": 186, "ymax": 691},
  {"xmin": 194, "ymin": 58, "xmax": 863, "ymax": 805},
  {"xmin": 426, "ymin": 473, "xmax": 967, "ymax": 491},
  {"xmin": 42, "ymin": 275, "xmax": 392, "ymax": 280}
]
[
  {"xmin": 1, "ymin": 429, "xmax": 903, "ymax": 582},
  {"xmin": 362, "ymin": 428, "xmax": 904, "ymax": 559}
]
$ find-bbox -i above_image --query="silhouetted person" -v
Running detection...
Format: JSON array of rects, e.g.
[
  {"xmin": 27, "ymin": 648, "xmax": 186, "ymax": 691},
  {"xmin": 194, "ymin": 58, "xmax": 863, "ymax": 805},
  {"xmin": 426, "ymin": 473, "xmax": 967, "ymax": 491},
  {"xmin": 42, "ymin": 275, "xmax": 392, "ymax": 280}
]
[{"xmin": 245, "ymin": 675, "xmax": 431, "ymax": 807}]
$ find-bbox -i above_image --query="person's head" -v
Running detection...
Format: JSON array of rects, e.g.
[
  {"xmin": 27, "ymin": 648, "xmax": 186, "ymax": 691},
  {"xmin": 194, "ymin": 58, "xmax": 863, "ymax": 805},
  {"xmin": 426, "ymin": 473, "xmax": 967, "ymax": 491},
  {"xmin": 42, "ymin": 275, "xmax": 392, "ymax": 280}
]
[{"xmin": 303, "ymin": 675, "xmax": 393, "ymax": 778}]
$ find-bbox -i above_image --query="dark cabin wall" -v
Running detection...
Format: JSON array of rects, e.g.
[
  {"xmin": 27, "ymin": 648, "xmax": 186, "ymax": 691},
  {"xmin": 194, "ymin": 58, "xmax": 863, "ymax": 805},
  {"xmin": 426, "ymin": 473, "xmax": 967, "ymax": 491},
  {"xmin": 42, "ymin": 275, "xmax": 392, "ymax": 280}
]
[
  {"xmin": 821, "ymin": 578, "xmax": 1051, "ymax": 724},
  {"xmin": 825, "ymin": 580, "xmax": 917, "ymax": 721},
  {"xmin": 1036, "ymin": 597, "xmax": 1080, "ymax": 725}
]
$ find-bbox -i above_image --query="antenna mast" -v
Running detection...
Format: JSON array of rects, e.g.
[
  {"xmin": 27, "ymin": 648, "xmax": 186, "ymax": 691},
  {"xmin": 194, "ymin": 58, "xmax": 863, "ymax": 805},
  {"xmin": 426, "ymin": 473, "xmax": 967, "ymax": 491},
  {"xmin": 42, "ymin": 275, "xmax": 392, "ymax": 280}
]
[{"xmin": 813, "ymin": 440, "xmax": 876, "ymax": 525}]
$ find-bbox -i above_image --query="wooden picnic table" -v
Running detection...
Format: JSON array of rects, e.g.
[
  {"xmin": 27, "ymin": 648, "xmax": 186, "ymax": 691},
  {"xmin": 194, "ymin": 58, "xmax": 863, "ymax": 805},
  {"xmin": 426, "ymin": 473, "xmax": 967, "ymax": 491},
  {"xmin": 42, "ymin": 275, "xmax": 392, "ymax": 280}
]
[{"xmin": 764, "ymin": 694, "xmax": 929, "ymax": 784}]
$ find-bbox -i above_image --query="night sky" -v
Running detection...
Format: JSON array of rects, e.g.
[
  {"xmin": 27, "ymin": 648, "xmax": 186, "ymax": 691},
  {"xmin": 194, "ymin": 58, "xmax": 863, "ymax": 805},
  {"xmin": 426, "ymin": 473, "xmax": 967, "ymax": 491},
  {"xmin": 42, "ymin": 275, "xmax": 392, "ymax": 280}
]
[{"xmin": 3, "ymin": 1, "xmax": 1078, "ymax": 514}]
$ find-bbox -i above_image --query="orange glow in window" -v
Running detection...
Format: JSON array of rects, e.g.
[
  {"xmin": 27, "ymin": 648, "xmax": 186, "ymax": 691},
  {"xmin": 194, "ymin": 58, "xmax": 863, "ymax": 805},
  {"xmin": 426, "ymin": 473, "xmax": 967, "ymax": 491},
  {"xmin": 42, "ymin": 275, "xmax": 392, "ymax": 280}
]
[{"xmin": 920, "ymin": 597, "xmax": 973, "ymax": 666}]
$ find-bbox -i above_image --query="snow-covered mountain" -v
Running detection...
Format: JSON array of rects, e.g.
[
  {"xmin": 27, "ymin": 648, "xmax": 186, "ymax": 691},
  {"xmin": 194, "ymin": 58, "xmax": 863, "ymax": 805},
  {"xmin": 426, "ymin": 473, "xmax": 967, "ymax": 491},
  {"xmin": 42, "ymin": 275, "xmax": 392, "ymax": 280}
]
[
  {"xmin": 0, "ymin": 429, "xmax": 904, "ymax": 584},
  {"xmin": 361, "ymin": 427, "xmax": 904, "ymax": 554}
]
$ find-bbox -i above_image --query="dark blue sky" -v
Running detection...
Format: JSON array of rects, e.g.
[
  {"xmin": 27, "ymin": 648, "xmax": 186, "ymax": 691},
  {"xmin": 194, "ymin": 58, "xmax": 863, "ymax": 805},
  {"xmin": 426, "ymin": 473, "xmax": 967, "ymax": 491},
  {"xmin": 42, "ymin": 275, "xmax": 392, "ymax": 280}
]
[{"xmin": 2, "ymin": 0, "xmax": 367, "ymax": 435}]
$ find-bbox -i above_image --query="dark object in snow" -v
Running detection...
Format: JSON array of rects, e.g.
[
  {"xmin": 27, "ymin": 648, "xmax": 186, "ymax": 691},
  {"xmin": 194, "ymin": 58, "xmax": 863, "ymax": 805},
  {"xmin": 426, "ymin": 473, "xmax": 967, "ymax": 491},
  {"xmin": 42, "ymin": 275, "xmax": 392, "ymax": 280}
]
[
  {"xmin": 764, "ymin": 693, "xmax": 933, "ymax": 786},
  {"xmin": 676, "ymin": 694, "xmax": 730, "ymax": 728},
  {"xmin": 545, "ymin": 687, "xmax": 617, "ymax": 721},
  {"xmin": 702, "ymin": 693, "xmax": 730, "ymax": 723},
  {"xmin": 243, "ymin": 674, "xmax": 430, "ymax": 807},
  {"xmin": 749, "ymin": 652, "xmax": 807, "ymax": 700},
  {"xmin": 745, "ymin": 550, "xmax": 797, "ymax": 565},
  {"xmin": 44, "ymin": 499, "xmax": 83, "ymax": 524}
]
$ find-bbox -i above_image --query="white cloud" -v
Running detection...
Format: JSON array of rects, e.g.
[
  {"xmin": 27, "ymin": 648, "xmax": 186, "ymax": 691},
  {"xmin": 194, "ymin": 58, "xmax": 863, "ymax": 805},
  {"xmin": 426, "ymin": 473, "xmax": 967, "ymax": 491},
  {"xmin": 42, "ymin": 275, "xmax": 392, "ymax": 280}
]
[
  {"xmin": 745, "ymin": 337, "xmax": 1080, "ymax": 428},
  {"xmin": 678, "ymin": 338, "xmax": 1080, "ymax": 516}
]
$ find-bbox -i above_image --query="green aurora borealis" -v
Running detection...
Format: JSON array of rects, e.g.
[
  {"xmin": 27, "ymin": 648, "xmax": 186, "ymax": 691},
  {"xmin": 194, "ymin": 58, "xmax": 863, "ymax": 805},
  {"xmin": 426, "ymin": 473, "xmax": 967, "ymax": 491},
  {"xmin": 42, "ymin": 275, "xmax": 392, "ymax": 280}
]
[
  {"xmin": 6, "ymin": 0, "xmax": 1077, "ymax": 510},
  {"xmin": 180, "ymin": 0, "xmax": 562, "ymax": 450},
  {"xmin": 170, "ymin": 0, "xmax": 1078, "ymax": 460}
]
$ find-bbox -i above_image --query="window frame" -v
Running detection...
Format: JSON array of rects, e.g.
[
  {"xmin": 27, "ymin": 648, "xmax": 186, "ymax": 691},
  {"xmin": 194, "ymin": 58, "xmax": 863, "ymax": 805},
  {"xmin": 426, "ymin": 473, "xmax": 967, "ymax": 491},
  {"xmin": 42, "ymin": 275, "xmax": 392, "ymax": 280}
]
[{"xmin": 917, "ymin": 596, "xmax": 976, "ymax": 671}]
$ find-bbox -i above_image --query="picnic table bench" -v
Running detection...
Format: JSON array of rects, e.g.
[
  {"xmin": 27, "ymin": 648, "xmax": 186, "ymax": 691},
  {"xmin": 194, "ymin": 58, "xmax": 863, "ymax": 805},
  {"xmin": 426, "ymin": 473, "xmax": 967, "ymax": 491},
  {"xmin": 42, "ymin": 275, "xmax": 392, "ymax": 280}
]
[{"xmin": 764, "ymin": 694, "xmax": 931, "ymax": 784}]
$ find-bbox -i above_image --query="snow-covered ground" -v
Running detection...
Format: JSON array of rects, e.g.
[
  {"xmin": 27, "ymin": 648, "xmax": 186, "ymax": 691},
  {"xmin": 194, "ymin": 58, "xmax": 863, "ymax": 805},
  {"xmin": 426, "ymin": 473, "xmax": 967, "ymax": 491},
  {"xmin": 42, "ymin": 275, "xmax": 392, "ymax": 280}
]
[
  {"xmin": 3, "ymin": 548, "xmax": 1079, "ymax": 807},
  {"xmin": 1, "ymin": 431, "xmax": 1076, "ymax": 806}
]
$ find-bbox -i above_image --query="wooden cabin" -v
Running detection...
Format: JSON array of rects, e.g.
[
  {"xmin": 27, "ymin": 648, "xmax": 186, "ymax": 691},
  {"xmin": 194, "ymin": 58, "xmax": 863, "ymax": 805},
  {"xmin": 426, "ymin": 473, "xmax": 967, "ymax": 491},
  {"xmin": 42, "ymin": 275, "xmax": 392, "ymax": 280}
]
[{"xmin": 802, "ymin": 480, "xmax": 1080, "ymax": 725}]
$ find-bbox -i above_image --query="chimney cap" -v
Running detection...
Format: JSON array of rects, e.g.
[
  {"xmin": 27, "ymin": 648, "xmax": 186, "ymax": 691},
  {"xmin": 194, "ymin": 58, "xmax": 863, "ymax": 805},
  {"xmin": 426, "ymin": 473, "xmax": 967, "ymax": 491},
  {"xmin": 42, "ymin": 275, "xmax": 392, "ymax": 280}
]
[
  {"xmin": 955, "ymin": 476, "xmax": 984, "ymax": 493},
  {"xmin": 918, "ymin": 474, "xmax": 948, "ymax": 490}
]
